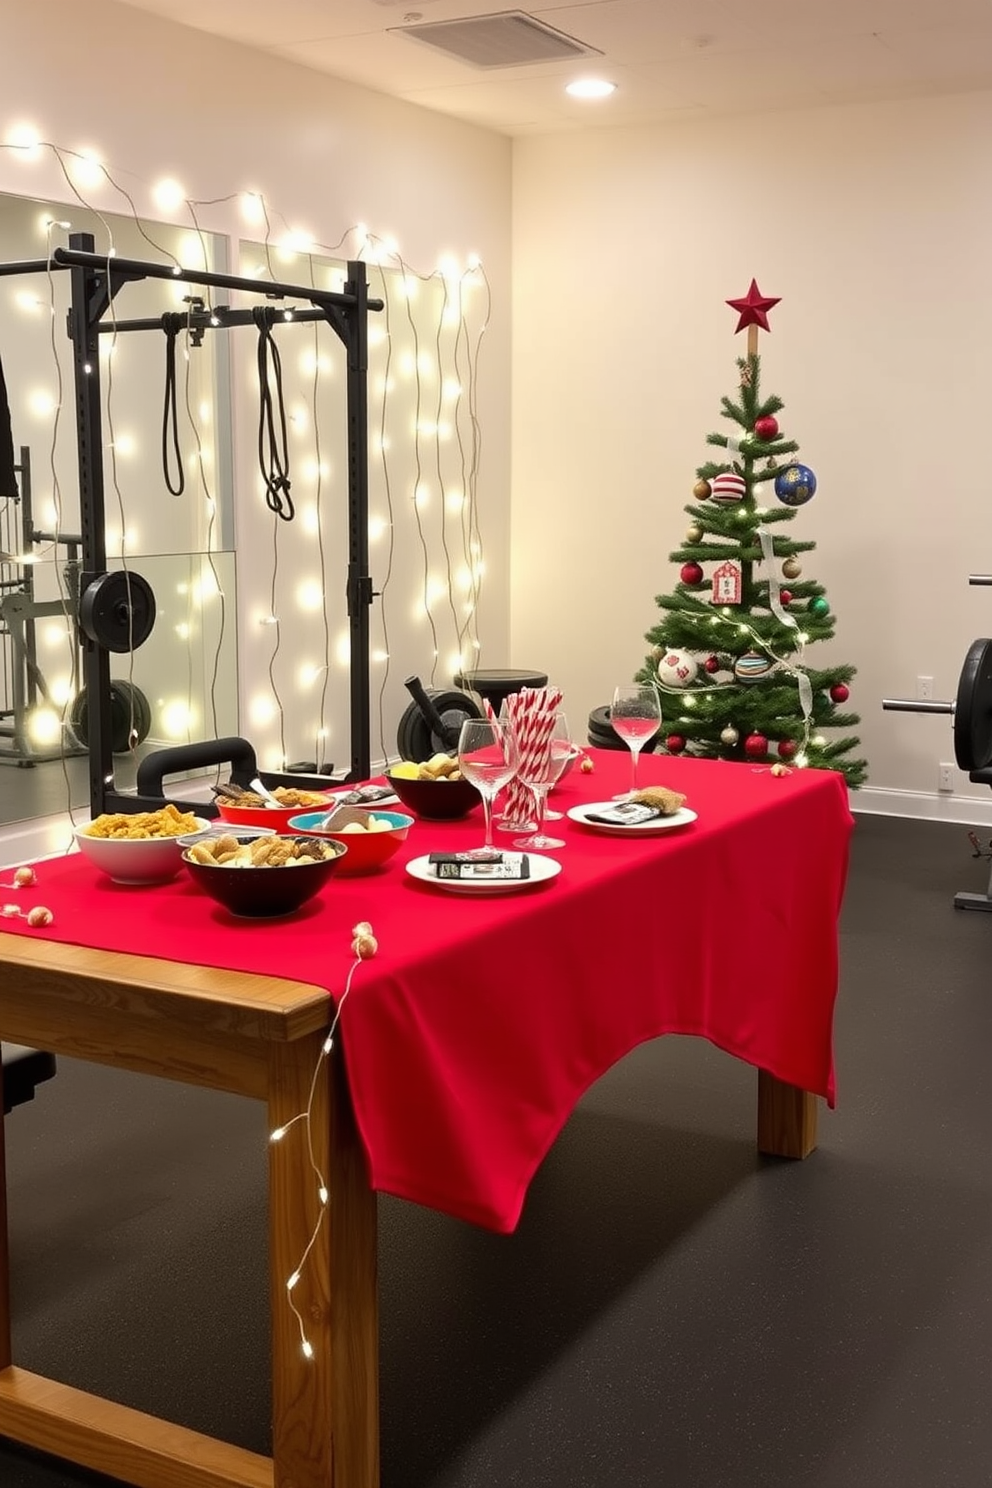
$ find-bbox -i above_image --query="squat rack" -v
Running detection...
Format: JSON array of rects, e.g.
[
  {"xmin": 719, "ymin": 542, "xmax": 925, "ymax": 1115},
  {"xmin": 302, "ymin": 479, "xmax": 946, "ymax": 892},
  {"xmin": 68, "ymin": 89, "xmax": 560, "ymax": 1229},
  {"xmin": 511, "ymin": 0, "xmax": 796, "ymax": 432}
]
[{"xmin": 0, "ymin": 232, "xmax": 383, "ymax": 816}]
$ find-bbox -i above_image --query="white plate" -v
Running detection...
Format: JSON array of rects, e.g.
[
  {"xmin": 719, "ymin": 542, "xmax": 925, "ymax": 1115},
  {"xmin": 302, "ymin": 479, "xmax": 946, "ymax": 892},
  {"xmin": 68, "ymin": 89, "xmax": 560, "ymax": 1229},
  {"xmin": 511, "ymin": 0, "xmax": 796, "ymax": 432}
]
[
  {"xmin": 566, "ymin": 802, "xmax": 698, "ymax": 837},
  {"xmin": 405, "ymin": 852, "xmax": 562, "ymax": 895}
]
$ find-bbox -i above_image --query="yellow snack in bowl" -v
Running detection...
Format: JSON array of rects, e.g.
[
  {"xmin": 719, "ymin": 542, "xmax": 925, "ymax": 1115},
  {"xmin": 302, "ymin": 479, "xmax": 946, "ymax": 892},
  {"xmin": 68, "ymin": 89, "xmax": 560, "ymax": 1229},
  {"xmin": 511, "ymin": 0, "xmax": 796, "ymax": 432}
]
[{"xmin": 389, "ymin": 760, "xmax": 420, "ymax": 780}]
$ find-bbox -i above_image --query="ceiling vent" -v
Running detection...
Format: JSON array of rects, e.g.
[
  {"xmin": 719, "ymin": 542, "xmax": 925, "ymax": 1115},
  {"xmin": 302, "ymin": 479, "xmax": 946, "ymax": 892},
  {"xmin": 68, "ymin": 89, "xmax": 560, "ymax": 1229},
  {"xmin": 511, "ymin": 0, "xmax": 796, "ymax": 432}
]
[{"xmin": 389, "ymin": 10, "xmax": 601, "ymax": 69}]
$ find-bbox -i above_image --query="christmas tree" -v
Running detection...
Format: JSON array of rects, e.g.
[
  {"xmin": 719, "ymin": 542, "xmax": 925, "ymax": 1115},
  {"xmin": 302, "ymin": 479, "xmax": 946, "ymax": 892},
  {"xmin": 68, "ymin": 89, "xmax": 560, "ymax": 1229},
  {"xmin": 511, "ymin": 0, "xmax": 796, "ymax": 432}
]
[{"xmin": 636, "ymin": 280, "xmax": 867, "ymax": 788}]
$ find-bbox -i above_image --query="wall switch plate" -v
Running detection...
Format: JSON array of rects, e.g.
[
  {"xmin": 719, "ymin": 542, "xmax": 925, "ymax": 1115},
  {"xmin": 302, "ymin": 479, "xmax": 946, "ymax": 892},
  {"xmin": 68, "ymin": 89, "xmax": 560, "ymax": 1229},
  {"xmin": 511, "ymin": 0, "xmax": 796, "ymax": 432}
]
[
  {"xmin": 917, "ymin": 676, "xmax": 934, "ymax": 701},
  {"xmin": 939, "ymin": 762, "xmax": 955, "ymax": 792}
]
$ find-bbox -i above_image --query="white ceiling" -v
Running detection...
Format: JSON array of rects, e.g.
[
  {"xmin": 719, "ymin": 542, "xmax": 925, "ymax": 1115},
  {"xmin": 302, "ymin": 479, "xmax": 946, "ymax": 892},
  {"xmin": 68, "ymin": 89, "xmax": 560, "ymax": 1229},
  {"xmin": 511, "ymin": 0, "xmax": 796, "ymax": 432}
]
[{"xmin": 115, "ymin": 0, "xmax": 992, "ymax": 137}]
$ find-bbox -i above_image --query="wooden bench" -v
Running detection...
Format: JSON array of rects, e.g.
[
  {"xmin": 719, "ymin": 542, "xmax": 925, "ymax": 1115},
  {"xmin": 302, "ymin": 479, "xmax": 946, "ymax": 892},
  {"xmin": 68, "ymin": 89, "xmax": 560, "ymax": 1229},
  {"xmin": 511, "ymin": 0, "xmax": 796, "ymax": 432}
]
[{"xmin": 1, "ymin": 1043, "xmax": 57, "ymax": 1114}]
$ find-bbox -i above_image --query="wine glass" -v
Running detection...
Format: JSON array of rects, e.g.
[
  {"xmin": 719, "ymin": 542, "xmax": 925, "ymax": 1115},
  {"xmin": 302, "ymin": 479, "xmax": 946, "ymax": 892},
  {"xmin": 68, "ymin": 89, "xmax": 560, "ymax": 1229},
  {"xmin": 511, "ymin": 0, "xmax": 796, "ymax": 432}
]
[
  {"xmin": 544, "ymin": 711, "xmax": 574, "ymax": 827},
  {"xmin": 513, "ymin": 714, "xmax": 573, "ymax": 851},
  {"xmin": 457, "ymin": 718, "xmax": 519, "ymax": 857},
  {"xmin": 610, "ymin": 684, "xmax": 661, "ymax": 797}
]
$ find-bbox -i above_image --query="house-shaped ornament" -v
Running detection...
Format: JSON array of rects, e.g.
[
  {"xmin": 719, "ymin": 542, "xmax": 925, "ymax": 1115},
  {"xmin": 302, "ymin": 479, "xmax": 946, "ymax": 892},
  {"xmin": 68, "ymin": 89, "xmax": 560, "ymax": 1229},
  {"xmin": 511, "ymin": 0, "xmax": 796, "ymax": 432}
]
[{"xmin": 711, "ymin": 559, "xmax": 742, "ymax": 605}]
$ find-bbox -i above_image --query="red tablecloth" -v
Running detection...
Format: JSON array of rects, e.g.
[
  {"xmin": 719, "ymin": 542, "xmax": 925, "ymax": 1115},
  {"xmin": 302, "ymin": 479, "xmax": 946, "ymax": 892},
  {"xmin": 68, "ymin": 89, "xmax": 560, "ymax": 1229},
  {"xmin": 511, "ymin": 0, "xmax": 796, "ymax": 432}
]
[{"xmin": 1, "ymin": 750, "xmax": 853, "ymax": 1233}]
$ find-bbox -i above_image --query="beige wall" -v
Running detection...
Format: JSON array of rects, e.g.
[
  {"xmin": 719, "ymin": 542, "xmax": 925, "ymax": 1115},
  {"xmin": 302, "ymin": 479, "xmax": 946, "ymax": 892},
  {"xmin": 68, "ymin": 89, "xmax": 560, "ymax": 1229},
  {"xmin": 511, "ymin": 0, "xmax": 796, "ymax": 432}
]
[
  {"xmin": 0, "ymin": 0, "xmax": 512, "ymax": 846},
  {"xmin": 3, "ymin": 0, "xmax": 992, "ymax": 835},
  {"xmin": 511, "ymin": 90, "xmax": 992, "ymax": 817}
]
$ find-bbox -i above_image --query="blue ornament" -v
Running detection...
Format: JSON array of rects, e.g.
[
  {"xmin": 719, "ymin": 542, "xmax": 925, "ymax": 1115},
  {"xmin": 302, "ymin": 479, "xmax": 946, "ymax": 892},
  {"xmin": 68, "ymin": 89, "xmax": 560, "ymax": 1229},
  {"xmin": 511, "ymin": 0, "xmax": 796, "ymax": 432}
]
[{"xmin": 774, "ymin": 463, "xmax": 817, "ymax": 507}]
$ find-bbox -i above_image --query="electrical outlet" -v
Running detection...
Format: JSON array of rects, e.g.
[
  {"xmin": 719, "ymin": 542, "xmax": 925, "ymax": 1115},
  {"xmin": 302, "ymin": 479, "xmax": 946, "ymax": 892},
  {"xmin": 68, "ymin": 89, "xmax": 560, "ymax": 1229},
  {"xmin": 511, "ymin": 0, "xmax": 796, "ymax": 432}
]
[
  {"xmin": 917, "ymin": 675, "xmax": 934, "ymax": 701},
  {"xmin": 939, "ymin": 762, "xmax": 955, "ymax": 793}
]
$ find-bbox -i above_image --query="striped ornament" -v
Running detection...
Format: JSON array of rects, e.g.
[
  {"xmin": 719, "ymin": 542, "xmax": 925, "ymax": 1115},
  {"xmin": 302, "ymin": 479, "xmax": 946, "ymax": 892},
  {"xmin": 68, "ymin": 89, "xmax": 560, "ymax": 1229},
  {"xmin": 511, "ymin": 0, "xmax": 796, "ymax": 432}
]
[
  {"xmin": 709, "ymin": 471, "xmax": 747, "ymax": 505},
  {"xmin": 734, "ymin": 651, "xmax": 773, "ymax": 684}
]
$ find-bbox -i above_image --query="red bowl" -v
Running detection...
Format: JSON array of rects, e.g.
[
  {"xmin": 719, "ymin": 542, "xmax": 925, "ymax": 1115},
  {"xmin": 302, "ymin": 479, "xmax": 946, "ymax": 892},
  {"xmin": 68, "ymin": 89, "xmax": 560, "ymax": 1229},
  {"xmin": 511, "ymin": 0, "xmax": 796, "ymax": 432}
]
[{"xmin": 215, "ymin": 792, "xmax": 337, "ymax": 835}]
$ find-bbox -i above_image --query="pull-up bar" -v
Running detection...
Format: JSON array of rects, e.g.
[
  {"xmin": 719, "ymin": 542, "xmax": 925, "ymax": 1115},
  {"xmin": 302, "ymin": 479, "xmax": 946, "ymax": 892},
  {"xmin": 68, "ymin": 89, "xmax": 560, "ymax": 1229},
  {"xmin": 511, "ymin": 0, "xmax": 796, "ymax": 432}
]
[
  {"xmin": 50, "ymin": 244, "xmax": 385, "ymax": 313},
  {"xmin": 44, "ymin": 230, "xmax": 381, "ymax": 813}
]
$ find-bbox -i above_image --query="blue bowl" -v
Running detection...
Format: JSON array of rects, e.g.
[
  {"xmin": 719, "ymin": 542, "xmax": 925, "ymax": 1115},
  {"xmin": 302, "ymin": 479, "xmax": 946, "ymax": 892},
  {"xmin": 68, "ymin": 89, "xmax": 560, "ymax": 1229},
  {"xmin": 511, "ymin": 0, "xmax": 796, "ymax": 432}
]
[{"xmin": 288, "ymin": 808, "xmax": 414, "ymax": 875}]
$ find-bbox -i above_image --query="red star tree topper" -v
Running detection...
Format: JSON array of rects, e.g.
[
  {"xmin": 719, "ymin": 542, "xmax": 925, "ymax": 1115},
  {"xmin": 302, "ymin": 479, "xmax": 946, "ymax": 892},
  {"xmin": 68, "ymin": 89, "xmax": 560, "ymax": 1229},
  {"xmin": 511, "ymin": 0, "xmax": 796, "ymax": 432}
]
[{"xmin": 726, "ymin": 278, "xmax": 781, "ymax": 334}]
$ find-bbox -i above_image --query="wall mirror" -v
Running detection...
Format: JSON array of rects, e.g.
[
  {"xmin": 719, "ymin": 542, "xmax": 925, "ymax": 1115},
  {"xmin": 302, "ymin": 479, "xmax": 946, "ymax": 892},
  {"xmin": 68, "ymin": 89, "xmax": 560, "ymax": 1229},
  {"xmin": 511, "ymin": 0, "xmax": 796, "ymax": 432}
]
[{"xmin": 0, "ymin": 193, "xmax": 237, "ymax": 825}]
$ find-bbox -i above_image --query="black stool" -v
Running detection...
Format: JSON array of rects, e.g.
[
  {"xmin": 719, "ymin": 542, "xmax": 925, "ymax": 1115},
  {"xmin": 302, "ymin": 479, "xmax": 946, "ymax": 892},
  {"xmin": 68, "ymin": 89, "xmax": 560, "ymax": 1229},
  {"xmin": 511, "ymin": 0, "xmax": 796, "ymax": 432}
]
[
  {"xmin": 454, "ymin": 668, "xmax": 549, "ymax": 714},
  {"xmin": 2, "ymin": 1043, "xmax": 57, "ymax": 1114}
]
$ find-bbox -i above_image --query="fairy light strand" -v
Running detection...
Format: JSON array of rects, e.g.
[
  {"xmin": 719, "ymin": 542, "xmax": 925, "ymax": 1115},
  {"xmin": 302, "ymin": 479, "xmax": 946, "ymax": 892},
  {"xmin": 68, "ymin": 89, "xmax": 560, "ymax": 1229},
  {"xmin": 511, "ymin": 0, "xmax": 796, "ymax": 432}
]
[
  {"xmin": 3, "ymin": 133, "xmax": 494, "ymax": 778},
  {"xmin": 392, "ymin": 247, "xmax": 441, "ymax": 687},
  {"xmin": 303, "ymin": 251, "xmax": 331, "ymax": 773},
  {"xmin": 369, "ymin": 249, "xmax": 398, "ymax": 767},
  {"xmin": 179, "ymin": 302, "xmax": 228, "ymax": 748},
  {"xmin": 268, "ymin": 922, "xmax": 378, "ymax": 1361},
  {"xmin": 40, "ymin": 218, "xmax": 76, "ymax": 794}
]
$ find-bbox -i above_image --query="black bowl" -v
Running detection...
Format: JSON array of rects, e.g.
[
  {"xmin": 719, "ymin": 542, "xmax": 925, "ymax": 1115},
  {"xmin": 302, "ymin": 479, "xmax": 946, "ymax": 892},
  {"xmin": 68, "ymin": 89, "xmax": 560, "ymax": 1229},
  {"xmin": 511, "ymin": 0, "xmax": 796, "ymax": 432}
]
[
  {"xmin": 385, "ymin": 771, "xmax": 481, "ymax": 821},
  {"xmin": 182, "ymin": 835, "xmax": 347, "ymax": 918}
]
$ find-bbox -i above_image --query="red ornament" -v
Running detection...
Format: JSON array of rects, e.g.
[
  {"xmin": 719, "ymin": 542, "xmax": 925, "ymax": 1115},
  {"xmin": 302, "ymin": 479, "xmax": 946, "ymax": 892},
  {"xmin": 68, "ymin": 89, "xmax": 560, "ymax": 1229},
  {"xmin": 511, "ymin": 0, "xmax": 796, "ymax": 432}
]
[
  {"xmin": 744, "ymin": 732, "xmax": 768, "ymax": 759},
  {"xmin": 779, "ymin": 590, "xmax": 793, "ymax": 607},
  {"xmin": 830, "ymin": 683, "xmax": 850, "ymax": 703},
  {"xmin": 666, "ymin": 735, "xmax": 686, "ymax": 754},
  {"xmin": 680, "ymin": 561, "xmax": 703, "ymax": 585},
  {"xmin": 754, "ymin": 415, "xmax": 779, "ymax": 440},
  {"xmin": 704, "ymin": 654, "xmax": 721, "ymax": 674},
  {"xmin": 777, "ymin": 739, "xmax": 798, "ymax": 760},
  {"xmin": 726, "ymin": 278, "xmax": 781, "ymax": 334},
  {"xmin": 710, "ymin": 471, "xmax": 746, "ymax": 505}
]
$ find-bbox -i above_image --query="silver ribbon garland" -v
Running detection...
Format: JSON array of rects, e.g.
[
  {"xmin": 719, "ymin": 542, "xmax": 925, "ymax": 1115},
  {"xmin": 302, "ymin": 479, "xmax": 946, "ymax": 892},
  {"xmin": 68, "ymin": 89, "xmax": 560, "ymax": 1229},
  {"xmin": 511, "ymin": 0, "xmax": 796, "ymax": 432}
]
[{"xmin": 756, "ymin": 524, "xmax": 814, "ymax": 729}]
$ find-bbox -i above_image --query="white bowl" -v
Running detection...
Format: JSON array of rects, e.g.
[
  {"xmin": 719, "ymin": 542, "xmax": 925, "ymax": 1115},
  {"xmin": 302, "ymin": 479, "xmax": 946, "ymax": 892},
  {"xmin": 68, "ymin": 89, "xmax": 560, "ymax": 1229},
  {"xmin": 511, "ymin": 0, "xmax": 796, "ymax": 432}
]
[{"xmin": 73, "ymin": 817, "xmax": 213, "ymax": 884}]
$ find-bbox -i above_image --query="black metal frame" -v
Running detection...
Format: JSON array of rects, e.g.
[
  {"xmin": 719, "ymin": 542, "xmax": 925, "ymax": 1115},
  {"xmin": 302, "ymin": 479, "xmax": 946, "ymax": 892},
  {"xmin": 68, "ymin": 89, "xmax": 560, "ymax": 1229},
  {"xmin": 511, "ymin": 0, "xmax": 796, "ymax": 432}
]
[{"xmin": 0, "ymin": 233, "xmax": 383, "ymax": 815}]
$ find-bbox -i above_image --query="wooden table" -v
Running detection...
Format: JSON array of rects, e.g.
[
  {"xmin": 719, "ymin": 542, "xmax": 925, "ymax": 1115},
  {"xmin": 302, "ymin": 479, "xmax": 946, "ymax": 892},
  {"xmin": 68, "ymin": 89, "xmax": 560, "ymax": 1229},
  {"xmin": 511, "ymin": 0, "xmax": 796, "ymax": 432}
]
[
  {"xmin": 0, "ymin": 751, "xmax": 836, "ymax": 1487},
  {"xmin": 0, "ymin": 933, "xmax": 377, "ymax": 1488}
]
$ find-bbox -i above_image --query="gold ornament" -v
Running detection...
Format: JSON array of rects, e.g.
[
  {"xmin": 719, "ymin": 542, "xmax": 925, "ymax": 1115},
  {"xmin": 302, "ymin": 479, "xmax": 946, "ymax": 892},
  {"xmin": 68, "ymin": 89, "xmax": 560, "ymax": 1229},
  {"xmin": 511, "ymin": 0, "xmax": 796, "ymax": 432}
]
[
  {"xmin": 685, "ymin": 524, "xmax": 703, "ymax": 543},
  {"xmin": 782, "ymin": 557, "xmax": 802, "ymax": 580},
  {"xmin": 693, "ymin": 479, "xmax": 712, "ymax": 501}
]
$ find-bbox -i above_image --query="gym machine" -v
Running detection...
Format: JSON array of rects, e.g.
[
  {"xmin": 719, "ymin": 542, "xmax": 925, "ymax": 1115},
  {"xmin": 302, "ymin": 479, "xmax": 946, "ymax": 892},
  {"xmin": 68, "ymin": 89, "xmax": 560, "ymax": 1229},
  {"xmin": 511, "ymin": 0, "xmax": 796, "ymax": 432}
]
[
  {"xmin": 882, "ymin": 575, "xmax": 992, "ymax": 911},
  {"xmin": 0, "ymin": 447, "xmax": 88, "ymax": 766}
]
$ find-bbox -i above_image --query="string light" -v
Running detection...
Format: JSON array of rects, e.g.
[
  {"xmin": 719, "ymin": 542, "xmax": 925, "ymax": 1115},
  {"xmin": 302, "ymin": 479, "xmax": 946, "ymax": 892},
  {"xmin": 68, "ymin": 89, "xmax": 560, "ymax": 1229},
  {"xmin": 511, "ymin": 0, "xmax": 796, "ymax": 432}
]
[
  {"xmin": 268, "ymin": 924, "xmax": 377, "ymax": 1361},
  {"xmin": 152, "ymin": 177, "xmax": 186, "ymax": 213},
  {"xmin": 2, "ymin": 132, "xmax": 492, "ymax": 786}
]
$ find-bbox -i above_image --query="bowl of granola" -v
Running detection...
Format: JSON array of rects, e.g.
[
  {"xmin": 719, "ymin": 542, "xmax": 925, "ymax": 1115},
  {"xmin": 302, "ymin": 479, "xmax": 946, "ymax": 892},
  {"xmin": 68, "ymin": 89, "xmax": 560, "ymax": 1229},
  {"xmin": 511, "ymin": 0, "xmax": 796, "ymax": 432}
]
[
  {"xmin": 73, "ymin": 805, "xmax": 212, "ymax": 885},
  {"xmin": 181, "ymin": 833, "xmax": 347, "ymax": 917}
]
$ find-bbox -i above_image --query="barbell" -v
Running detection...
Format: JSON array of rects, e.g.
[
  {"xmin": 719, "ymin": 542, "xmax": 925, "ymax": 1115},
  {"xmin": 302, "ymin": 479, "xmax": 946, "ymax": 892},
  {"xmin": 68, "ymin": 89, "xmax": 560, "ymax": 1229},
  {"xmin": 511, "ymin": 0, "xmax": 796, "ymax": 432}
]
[{"xmin": 882, "ymin": 577, "xmax": 992, "ymax": 773}]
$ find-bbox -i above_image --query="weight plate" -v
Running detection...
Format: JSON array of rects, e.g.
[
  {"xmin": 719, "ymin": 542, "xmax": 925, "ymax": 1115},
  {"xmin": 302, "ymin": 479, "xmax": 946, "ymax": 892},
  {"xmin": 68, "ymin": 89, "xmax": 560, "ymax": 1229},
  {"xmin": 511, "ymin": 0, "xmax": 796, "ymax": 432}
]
[
  {"xmin": 69, "ymin": 680, "xmax": 152, "ymax": 754},
  {"xmin": 114, "ymin": 679, "xmax": 152, "ymax": 746},
  {"xmin": 587, "ymin": 705, "xmax": 661, "ymax": 752},
  {"xmin": 396, "ymin": 688, "xmax": 482, "ymax": 762},
  {"xmin": 954, "ymin": 637, "xmax": 992, "ymax": 771},
  {"xmin": 79, "ymin": 570, "xmax": 156, "ymax": 653}
]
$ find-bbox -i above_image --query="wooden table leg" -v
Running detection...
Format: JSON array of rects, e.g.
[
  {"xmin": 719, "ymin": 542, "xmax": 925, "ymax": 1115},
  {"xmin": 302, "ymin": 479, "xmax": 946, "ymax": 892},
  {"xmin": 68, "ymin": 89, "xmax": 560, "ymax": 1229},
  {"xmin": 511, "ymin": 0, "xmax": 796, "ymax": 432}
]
[
  {"xmin": 757, "ymin": 1070, "xmax": 818, "ymax": 1158},
  {"xmin": 0, "ymin": 1100, "xmax": 11, "ymax": 1371},
  {"xmin": 268, "ymin": 1033, "xmax": 379, "ymax": 1488}
]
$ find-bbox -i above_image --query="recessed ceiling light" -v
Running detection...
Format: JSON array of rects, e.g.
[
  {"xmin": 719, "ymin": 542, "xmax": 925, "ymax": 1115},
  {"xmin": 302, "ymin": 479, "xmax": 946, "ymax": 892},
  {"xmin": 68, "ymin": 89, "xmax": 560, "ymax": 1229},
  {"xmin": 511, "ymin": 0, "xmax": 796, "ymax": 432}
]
[{"xmin": 565, "ymin": 78, "xmax": 617, "ymax": 100}]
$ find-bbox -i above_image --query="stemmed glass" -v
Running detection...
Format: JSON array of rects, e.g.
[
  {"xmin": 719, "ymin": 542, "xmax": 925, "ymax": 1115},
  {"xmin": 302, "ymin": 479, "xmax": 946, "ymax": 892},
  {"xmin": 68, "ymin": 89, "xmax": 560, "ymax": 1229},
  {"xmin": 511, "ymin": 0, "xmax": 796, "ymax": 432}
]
[
  {"xmin": 542, "ymin": 712, "xmax": 574, "ymax": 821},
  {"xmin": 610, "ymin": 684, "xmax": 661, "ymax": 798},
  {"xmin": 457, "ymin": 717, "xmax": 519, "ymax": 857},
  {"xmin": 513, "ymin": 713, "xmax": 573, "ymax": 851}
]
